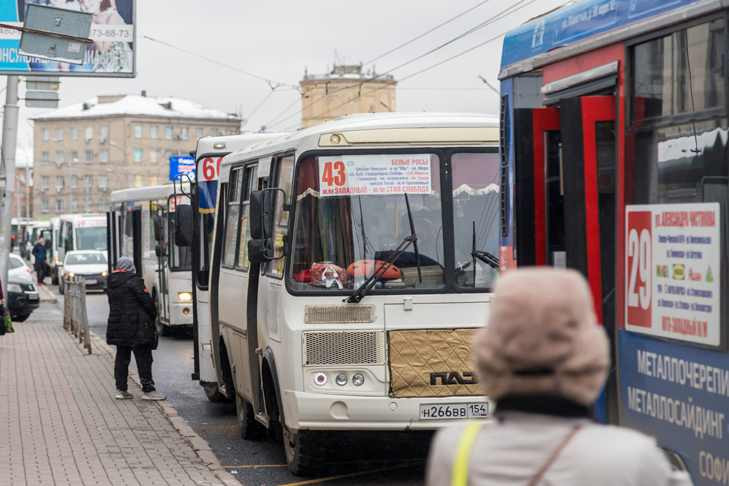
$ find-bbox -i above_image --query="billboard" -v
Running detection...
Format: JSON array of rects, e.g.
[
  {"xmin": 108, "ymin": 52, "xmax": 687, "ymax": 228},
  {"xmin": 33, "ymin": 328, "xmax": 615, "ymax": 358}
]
[
  {"xmin": 0, "ymin": 0, "xmax": 135, "ymax": 76},
  {"xmin": 169, "ymin": 155, "xmax": 195, "ymax": 182}
]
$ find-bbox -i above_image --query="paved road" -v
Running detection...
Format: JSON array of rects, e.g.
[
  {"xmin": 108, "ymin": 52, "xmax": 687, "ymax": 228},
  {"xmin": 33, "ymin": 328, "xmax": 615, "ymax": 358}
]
[{"xmin": 51, "ymin": 286, "xmax": 429, "ymax": 486}]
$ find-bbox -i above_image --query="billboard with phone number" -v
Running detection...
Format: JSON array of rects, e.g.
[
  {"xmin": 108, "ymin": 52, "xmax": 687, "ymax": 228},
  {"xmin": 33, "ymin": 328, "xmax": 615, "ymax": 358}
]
[{"xmin": 0, "ymin": 0, "xmax": 134, "ymax": 76}]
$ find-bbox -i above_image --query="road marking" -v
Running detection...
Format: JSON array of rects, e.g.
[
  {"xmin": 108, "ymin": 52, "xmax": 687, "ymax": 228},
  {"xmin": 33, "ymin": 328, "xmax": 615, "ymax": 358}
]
[
  {"xmin": 278, "ymin": 462, "xmax": 421, "ymax": 486},
  {"xmin": 224, "ymin": 464, "xmax": 288, "ymax": 469}
]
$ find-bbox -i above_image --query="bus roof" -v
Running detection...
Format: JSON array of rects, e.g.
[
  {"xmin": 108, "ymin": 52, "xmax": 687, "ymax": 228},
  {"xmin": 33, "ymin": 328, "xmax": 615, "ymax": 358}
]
[
  {"xmin": 59, "ymin": 213, "xmax": 106, "ymax": 224},
  {"xmin": 220, "ymin": 112, "xmax": 499, "ymax": 176},
  {"xmin": 499, "ymin": 0, "xmax": 718, "ymax": 79},
  {"xmin": 111, "ymin": 184, "xmax": 187, "ymax": 204},
  {"xmin": 195, "ymin": 133, "xmax": 287, "ymax": 159}
]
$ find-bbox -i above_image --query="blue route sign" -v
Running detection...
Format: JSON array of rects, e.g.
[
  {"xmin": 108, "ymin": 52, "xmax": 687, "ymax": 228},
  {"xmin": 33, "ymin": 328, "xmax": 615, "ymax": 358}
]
[{"xmin": 169, "ymin": 155, "xmax": 195, "ymax": 182}]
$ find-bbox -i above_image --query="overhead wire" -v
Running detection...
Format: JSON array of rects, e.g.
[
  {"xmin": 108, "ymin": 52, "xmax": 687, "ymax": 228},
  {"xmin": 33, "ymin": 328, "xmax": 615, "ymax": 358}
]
[
  {"xmin": 275, "ymin": 0, "xmax": 544, "ymax": 130},
  {"xmin": 143, "ymin": 35, "xmax": 297, "ymax": 90},
  {"xmin": 363, "ymin": 0, "xmax": 494, "ymax": 65}
]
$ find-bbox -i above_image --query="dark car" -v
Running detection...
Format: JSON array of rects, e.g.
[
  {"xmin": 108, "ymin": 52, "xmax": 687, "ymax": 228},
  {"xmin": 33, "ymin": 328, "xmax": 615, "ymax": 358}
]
[{"xmin": 7, "ymin": 254, "xmax": 40, "ymax": 322}]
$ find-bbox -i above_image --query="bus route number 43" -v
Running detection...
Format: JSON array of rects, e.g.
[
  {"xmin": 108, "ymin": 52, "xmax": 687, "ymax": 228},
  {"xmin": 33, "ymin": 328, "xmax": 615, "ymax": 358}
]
[
  {"xmin": 321, "ymin": 160, "xmax": 346, "ymax": 187},
  {"xmin": 627, "ymin": 211, "xmax": 652, "ymax": 327}
]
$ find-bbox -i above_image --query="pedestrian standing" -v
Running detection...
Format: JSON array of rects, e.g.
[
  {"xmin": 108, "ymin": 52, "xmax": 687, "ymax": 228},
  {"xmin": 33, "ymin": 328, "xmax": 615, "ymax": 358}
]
[
  {"xmin": 32, "ymin": 237, "xmax": 47, "ymax": 286},
  {"xmin": 426, "ymin": 268, "xmax": 692, "ymax": 486},
  {"xmin": 106, "ymin": 256, "xmax": 165, "ymax": 401}
]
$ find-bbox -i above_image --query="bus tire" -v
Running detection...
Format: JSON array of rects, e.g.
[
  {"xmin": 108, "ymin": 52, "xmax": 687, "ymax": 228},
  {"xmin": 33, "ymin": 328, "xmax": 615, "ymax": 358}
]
[
  {"xmin": 236, "ymin": 393, "xmax": 266, "ymax": 440},
  {"xmin": 283, "ymin": 427, "xmax": 319, "ymax": 476},
  {"xmin": 152, "ymin": 291, "xmax": 169, "ymax": 337},
  {"xmin": 203, "ymin": 383, "xmax": 229, "ymax": 403}
]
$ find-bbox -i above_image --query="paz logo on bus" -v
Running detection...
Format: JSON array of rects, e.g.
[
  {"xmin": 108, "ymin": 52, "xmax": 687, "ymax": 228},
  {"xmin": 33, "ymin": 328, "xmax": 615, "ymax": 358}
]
[{"xmin": 430, "ymin": 371, "xmax": 477, "ymax": 386}]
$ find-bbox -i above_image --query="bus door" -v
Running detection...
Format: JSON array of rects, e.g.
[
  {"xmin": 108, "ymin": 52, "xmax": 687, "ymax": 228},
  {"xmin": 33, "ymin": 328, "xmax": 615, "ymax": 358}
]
[{"xmin": 154, "ymin": 200, "xmax": 170, "ymax": 325}]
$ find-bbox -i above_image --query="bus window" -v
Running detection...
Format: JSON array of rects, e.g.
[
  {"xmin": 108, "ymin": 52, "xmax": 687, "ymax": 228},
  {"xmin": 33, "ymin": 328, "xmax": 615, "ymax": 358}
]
[
  {"xmin": 222, "ymin": 169, "xmax": 244, "ymax": 268},
  {"xmin": 452, "ymin": 151, "xmax": 500, "ymax": 289},
  {"xmin": 236, "ymin": 166, "xmax": 257, "ymax": 271},
  {"xmin": 266, "ymin": 156, "xmax": 294, "ymax": 277},
  {"xmin": 169, "ymin": 209, "xmax": 192, "ymax": 270}
]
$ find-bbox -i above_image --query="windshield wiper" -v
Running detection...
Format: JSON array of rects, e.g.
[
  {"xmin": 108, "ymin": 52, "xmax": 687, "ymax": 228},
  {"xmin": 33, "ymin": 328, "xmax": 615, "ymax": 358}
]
[
  {"xmin": 404, "ymin": 194, "xmax": 422, "ymax": 284},
  {"xmin": 345, "ymin": 193, "xmax": 418, "ymax": 304},
  {"xmin": 471, "ymin": 220, "xmax": 499, "ymax": 270}
]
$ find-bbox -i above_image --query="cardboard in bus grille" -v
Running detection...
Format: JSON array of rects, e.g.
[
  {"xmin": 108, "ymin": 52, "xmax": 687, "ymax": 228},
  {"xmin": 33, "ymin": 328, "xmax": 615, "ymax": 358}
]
[
  {"xmin": 388, "ymin": 329, "xmax": 481, "ymax": 398},
  {"xmin": 304, "ymin": 304, "xmax": 375, "ymax": 324},
  {"xmin": 304, "ymin": 331, "xmax": 384, "ymax": 365}
]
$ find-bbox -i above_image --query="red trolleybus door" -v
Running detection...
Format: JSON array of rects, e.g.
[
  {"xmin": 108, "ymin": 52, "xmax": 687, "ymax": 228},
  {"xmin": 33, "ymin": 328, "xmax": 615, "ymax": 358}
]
[{"xmin": 559, "ymin": 96, "xmax": 616, "ymax": 330}]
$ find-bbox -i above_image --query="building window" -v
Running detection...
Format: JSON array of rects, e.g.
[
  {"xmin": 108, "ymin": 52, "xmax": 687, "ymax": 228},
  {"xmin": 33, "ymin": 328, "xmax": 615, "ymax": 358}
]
[
  {"xmin": 196, "ymin": 127, "xmax": 204, "ymax": 138},
  {"xmin": 99, "ymin": 150, "xmax": 109, "ymax": 162},
  {"xmin": 165, "ymin": 126, "xmax": 173, "ymax": 140},
  {"xmin": 41, "ymin": 197, "xmax": 49, "ymax": 212},
  {"xmin": 70, "ymin": 175, "xmax": 78, "ymax": 188},
  {"xmin": 134, "ymin": 125, "xmax": 143, "ymax": 138},
  {"xmin": 100, "ymin": 126, "xmax": 109, "ymax": 144},
  {"xmin": 55, "ymin": 151, "xmax": 65, "ymax": 164},
  {"xmin": 41, "ymin": 176, "xmax": 49, "ymax": 191},
  {"xmin": 150, "ymin": 126, "xmax": 158, "ymax": 139},
  {"xmin": 55, "ymin": 198, "xmax": 64, "ymax": 212},
  {"xmin": 42, "ymin": 151, "xmax": 49, "ymax": 162},
  {"xmin": 71, "ymin": 150, "xmax": 79, "ymax": 162},
  {"xmin": 99, "ymin": 175, "xmax": 108, "ymax": 191},
  {"xmin": 181, "ymin": 127, "xmax": 189, "ymax": 140},
  {"xmin": 70, "ymin": 199, "xmax": 78, "ymax": 211},
  {"xmin": 85, "ymin": 150, "xmax": 94, "ymax": 162},
  {"xmin": 42, "ymin": 128, "xmax": 49, "ymax": 142},
  {"xmin": 85, "ymin": 126, "xmax": 93, "ymax": 142},
  {"xmin": 84, "ymin": 175, "xmax": 93, "ymax": 191},
  {"xmin": 150, "ymin": 150, "xmax": 158, "ymax": 163},
  {"xmin": 133, "ymin": 148, "xmax": 143, "ymax": 162},
  {"xmin": 134, "ymin": 175, "xmax": 144, "ymax": 187},
  {"xmin": 54, "ymin": 128, "xmax": 64, "ymax": 141},
  {"xmin": 70, "ymin": 127, "xmax": 78, "ymax": 140},
  {"xmin": 56, "ymin": 176, "xmax": 64, "ymax": 191}
]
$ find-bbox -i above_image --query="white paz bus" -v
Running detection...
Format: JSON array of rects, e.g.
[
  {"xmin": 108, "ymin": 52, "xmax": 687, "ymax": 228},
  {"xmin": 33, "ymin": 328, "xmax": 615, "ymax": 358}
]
[
  {"xmin": 109, "ymin": 185, "xmax": 194, "ymax": 335},
  {"xmin": 179, "ymin": 113, "xmax": 501, "ymax": 473},
  {"xmin": 53, "ymin": 213, "xmax": 108, "ymax": 284},
  {"xmin": 188, "ymin": 133, "xmax": 286, "ymax": 401}
]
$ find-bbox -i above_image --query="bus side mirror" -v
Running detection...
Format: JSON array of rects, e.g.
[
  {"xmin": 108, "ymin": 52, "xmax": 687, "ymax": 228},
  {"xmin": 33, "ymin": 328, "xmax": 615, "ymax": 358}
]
[
  {"xmin": 174, "ymin": 205, "xmax": 194, "ymax": 247},
  {"xmin": 249, "ymin": 188, "xmax": 284, "ymax": 262},
  {"xmin": 155, "ymin": 243, "xmax": 167, "ymax": 258},
  {"xmin": 152, "ymin": 214, "xmax": 163, "ymax": 242}
]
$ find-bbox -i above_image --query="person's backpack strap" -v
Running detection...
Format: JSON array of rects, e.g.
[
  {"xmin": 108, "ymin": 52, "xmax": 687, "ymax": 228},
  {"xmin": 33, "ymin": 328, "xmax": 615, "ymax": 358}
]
[
  {"xmin": 451, "ymin": 421, "xmax": 484, "ymax": 486},
  {"xmin": 527, "ymin": 424, "xmax": 583, "ymax": 486}
]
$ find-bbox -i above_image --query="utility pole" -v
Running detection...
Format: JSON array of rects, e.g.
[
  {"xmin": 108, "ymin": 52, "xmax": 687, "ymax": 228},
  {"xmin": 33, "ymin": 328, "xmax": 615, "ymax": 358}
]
[{"xmin": 1, "ymin": 76, "xmax": 20, "ymax": 298}]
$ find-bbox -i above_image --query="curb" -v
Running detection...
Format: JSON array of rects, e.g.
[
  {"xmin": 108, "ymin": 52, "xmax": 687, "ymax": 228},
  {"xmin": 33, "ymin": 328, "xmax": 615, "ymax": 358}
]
[{"xmin": 53, "ymin": 293, "xmax": 241, "ymax": 486}]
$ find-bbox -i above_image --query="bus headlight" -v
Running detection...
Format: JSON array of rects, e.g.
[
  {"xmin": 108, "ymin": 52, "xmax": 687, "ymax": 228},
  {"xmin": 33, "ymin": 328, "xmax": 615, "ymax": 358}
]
[
  {"xmin": 7, "ymin": 283, "xmax": 21, "ymax": 293},
  {"xmin": 352, "ymin": 373, "xmax": 365, "ymax": 387},
  {"xmin": 101, "ymin": 271, "xmax": 108, "ymax": 278},
  {"xmin": 177, "ymin": 291, "xmax": 193, "ymax": 303},
  {"xmin": 313, "ymin": 373, "xmax": 327, "ymax": 386},
  {"xmin": 335, "ymin": 373, "xmax": 348, "ymax": 386}
]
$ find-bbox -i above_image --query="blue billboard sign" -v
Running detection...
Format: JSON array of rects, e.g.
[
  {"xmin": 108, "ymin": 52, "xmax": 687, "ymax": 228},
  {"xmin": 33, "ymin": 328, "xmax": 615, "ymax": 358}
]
[
  {"xmin": 618, "ymin": 330, "xmax": 729, "ymax": 484},
  {"xmin": 169, "ymin": 155, "xmax": 195, "ymax": 182},
  {"xmin": 0, "ymin": 0, "xmax": 135, "ymax": 76},
  {"xmin": 500, "ymin": 0, "xmax": 701, "ymax": 72}
]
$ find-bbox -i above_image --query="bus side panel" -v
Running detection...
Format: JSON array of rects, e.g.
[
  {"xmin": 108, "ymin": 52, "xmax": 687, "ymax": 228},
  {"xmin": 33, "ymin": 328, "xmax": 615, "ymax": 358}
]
[
  {"xmin": 218, "ymin": 268, "xmax": 252, "ymax": 400},
  {"xmin": 618, "ymin": 330, "xmax": 729, "ymax": 484}
]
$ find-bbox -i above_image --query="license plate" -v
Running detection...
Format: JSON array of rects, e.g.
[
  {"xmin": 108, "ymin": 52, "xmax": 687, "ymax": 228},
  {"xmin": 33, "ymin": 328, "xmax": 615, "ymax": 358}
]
[
  {"xmin": 28, "ymin": 293, "xmax": 39, "ymax": 301},
  {"xmin": 419, "ymin": 402, "xmax": 490, "ymax": 420},
  {"xmin": 85, "ymin": 279, "xmax": 97, "ymax": 285}
]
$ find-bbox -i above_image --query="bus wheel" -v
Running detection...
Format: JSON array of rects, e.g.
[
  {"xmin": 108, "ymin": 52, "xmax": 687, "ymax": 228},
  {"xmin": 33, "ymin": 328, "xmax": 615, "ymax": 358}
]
[
  {"xmin": 203, "ymin": 383, "xmax": 229, "ymax": 403},
  {"xmin": 236, "ymin": 393, "xmax": 265, "ymax": 440},
  {"xmin": 283, "ymin": 426, "xmax": 318, "ymax": 476}
]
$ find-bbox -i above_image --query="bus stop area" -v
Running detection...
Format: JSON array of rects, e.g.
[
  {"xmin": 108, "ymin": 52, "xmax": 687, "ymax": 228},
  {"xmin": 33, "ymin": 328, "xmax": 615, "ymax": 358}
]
[{"xmin": 0, "ymin": 302, "xmax": 240, "ymax": 486}]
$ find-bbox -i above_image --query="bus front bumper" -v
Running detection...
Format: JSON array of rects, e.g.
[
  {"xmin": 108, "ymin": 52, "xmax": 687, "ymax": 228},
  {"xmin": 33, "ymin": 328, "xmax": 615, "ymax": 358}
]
[
  {"xmin": 285, "ymin": 390, "xmax": 491, "ymax": 431},
  {"xmin": 169, "ymin": 302, "xmax": 193, "ymax": 326}
]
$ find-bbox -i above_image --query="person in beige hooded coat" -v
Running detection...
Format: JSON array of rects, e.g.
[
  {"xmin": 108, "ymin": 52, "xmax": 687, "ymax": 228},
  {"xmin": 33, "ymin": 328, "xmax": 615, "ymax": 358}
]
[{"xmin": 426, "ymin": 268, "xmax": 692, "ymax": 486}]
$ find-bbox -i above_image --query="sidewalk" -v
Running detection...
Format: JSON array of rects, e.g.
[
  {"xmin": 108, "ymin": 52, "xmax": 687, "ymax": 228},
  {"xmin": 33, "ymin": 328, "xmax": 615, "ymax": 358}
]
[{"xmin": 0, "ymin": 304, "xmax": 240, "ymax": 486}]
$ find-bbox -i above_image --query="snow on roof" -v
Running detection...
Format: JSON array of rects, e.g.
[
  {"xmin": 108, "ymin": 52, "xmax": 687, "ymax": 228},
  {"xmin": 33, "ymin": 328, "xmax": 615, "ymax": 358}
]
[{"xmin": 32, "ymin": 94, "xmax": 241, "ymax": 122}]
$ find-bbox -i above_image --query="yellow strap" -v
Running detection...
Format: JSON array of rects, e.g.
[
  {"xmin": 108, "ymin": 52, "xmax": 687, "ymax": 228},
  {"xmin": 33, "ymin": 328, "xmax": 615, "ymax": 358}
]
[{"xmin": 451, "ymin": 422, "xmax": 484, "ymax": 486}]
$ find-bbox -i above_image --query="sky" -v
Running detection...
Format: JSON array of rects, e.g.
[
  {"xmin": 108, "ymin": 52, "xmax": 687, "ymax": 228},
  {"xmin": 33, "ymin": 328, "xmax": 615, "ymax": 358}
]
[{"xmin": 11, "ymin": 0, "xmax": 567, "ymax": 148}]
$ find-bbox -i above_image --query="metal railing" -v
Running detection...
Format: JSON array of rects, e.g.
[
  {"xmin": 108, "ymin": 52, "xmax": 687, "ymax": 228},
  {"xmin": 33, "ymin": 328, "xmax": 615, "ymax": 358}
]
[{"xmin": 63, "ymin": 276, "xmax": 91, "ymax": 354}]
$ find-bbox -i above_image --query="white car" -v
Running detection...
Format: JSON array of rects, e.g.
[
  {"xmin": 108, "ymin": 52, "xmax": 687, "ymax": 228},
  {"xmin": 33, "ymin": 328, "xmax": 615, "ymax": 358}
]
[
  {"xmin": 61, "ymin": 250, "xmax": 109, "ymax": 295},
  {"xmin": 7, "ymin": 253, "xmax": 40, "ymax": 321}
]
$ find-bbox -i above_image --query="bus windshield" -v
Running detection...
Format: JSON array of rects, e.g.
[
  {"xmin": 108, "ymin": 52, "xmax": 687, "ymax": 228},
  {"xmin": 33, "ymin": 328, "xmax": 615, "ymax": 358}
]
[
  {"xmin": 75, "ymin": 227, "xmax": 107, "ymax": 251},
  {"xmin": 289, "ymin": 152, "xmax": 500, "ymax": 291}
]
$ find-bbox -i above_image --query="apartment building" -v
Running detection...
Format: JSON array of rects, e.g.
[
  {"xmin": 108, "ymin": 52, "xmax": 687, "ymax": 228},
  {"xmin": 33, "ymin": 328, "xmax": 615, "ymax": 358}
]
[{"xmin": 32, "ymin": 92, "xmax": 241, "ymax": 217}]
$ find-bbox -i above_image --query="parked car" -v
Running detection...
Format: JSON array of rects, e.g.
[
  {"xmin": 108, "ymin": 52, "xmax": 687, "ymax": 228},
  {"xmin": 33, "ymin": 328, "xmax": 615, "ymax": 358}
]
[
  {"xmin": 7, "ymin": 253, "xmax": 40, "ymax": 322},
  {"xmin": 61, "ymin": 250, "xmax": 108, "ymax": 295}
]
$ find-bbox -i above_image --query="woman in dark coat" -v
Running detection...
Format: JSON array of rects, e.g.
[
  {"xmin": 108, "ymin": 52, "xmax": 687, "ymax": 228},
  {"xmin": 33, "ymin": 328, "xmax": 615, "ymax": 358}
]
[{"xmin": 106, "ymin": 256, "xmax": 165, "ymax": 400}]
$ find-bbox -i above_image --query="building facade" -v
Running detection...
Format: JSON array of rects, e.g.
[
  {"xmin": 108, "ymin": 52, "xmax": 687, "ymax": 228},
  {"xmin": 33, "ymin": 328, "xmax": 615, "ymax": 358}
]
[
  {"xmin": 32, "ymin": 93, "xmax": 241, "ymax": 217},
  {"xmin": 300, "ymin": 64, "xmax": 397, "ymax": 128}
]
